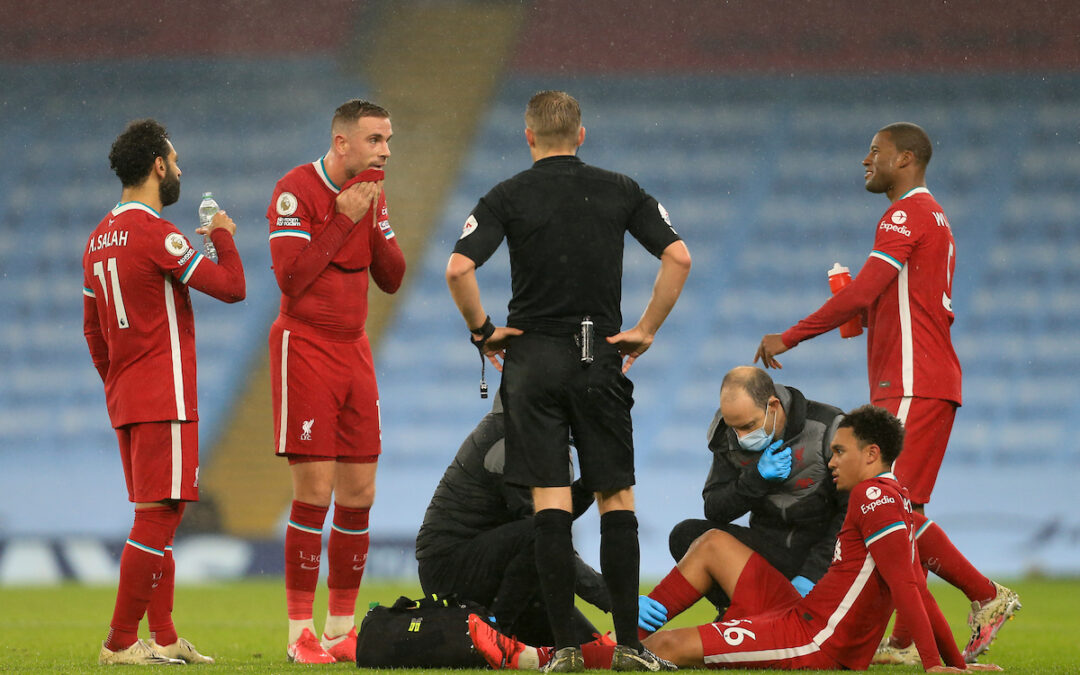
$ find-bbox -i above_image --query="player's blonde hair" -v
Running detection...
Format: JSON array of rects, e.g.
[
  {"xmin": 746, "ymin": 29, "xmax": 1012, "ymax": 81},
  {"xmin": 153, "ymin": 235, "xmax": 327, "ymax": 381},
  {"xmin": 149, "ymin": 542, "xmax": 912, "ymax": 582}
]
[{"xmin": 525, "ymin": 90, "xmax": 581, "ymax": 148}]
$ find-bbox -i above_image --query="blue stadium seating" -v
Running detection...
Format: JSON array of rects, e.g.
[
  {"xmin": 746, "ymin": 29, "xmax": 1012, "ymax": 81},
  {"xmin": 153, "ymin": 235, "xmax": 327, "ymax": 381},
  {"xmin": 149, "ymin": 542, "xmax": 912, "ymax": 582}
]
[
  {"xmin": 2, "ymin": 65, "xmax": 1078, "ymax": 548},
  {"xmin": 0, "ymin": 58, "xmax": 363, "ymax": 535},
  {"xmin": 376, "ymin": 74, "xmax": 1080, "ymax": 479}
]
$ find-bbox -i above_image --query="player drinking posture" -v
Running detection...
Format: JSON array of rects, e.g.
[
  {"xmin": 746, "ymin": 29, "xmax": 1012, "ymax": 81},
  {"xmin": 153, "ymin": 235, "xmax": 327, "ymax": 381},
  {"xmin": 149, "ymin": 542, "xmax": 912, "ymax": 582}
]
[
  {"xmin": 266, "ymin": 99, "xmax": 405, "ymax": 663},
  {"xmin": 84, "ymin": 119, "xmax": 245, "ymax": 665}
]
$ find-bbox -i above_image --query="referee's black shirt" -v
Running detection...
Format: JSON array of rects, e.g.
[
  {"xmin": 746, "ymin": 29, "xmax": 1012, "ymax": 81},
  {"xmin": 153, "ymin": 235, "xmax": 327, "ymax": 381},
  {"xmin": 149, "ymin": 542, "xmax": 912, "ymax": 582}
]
[{"xmin": 453, "ymin": 155, "xmax": 681, "ymax": 337}]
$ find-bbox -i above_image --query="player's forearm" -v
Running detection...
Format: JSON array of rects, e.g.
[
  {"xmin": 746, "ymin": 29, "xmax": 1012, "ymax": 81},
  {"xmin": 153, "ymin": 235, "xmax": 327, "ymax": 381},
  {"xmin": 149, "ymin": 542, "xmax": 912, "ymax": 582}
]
[
  {"xmin": 83, "ymin": 296, "xmax": 109, "ymax": 381},
  {"xmin": 369, "ymin": 233, "xmax": 406, "ymax": 294},
  {"xmin": 188, "ymin": 230, "xmax": 246, "ymax": 302},
  {"xmin": 446, "ymin": 253, "xmax": 487, "ymax": 330},
  {"xmin": 635, "ymin": 240, "xmax": 690, "ymax": 335},
  {"xmin": 782, "ymin": 257, "xmax": 896, "ymax": 347},
  {"xmin": 871, "ymin": 534, "xmax": 943, "ymax": 670},
  {"xmin": 272, "ymin": 213, "xmax": 355, "ymax": 297},
  {"xmin": 922, "ymin": 583, "xmax": 966, "ymax": 668}
]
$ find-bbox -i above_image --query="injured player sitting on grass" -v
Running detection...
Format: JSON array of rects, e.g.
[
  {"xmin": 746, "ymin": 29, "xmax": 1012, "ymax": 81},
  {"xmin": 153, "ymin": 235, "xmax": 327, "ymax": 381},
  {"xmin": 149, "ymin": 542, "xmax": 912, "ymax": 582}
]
[{"xmin": 467, "ymin": 405, "xmax": 1004, "ymax": 673}]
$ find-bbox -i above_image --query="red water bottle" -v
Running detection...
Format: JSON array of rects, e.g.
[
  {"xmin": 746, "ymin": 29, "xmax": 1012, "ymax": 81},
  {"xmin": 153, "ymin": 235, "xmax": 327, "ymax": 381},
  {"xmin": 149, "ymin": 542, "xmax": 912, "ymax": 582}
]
[{"xmin": 828, "ymin": 263, "xmax": 863, "ymax": 339}]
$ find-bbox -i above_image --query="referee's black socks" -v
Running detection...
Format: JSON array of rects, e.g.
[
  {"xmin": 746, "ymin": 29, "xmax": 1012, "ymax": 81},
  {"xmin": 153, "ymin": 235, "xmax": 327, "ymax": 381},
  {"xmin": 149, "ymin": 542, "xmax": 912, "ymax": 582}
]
[
  {"xmin": 600, "ymin": 509, "xmax": 642, "ymax": 651},
  {"xmin": 534, "ymin": 508, "xmax": 577, "ymax": 650}
]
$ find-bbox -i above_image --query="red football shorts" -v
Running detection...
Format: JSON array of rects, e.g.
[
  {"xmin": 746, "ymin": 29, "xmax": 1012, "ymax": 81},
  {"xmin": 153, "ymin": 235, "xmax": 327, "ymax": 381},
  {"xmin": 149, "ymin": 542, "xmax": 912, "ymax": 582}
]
[
  {"xmin": 875, "ymin": 396, "xmax": 957, "ymax": 505},
  {"xmin": 697, "ymin": 553, "xmax": 838, "ymax": 670},
  {"xmin": 115, "ymin": 421, "xmax": 199, "ymax": 503},
  {"xmin": 270, "ymin": 320, "xmax": 382, "ymax": 461}
]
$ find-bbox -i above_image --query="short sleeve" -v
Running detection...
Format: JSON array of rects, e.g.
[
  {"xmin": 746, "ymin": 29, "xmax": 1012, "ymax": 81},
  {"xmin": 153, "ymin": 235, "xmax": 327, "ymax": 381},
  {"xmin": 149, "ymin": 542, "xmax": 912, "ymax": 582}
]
[
  {"xmin": 869, "ymin": 204, "xmax": 922, "ymax": 271},
  {"xmin": 851, "ymin": 482, "xmax": 910, "ymax": 548},
  {"xmin": 150, "ymin": 221, "xmax": 206, "ymax": 285},
  {"xmin": 627, "ymin": 191, "xmax": 681, "ymax": 258},
  {"xmin": 452, "ymin": 195, "xmax": 506, "ymax": 267}
]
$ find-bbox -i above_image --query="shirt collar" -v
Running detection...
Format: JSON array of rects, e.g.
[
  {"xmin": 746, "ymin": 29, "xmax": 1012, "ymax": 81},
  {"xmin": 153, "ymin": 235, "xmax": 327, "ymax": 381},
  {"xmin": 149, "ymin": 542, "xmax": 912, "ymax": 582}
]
[
  {"xmin": 898, "ymin": 186, "xmax": 931, "ymax": 200},
  {"xmin": 112, "ymin": 201, "xmax": 161, "ymax": 217},
  {"xmin": 313, "ymin": 154, "xmax": 341, "ymax": 193},
  {"xmin": 532, "ymin": 155, "xmax": 583, "ymax": 168}
]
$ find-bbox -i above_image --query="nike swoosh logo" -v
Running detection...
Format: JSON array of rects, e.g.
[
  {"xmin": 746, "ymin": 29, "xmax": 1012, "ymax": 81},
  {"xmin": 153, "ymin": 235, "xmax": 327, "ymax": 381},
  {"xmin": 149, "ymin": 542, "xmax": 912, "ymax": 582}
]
[
  {"xmin": 300, "ymin": 563, "xmax": 320, "ymax": 570},
  {"xmin": 352, "ymin": 565, "xmax": 365, "ymax": 571}
]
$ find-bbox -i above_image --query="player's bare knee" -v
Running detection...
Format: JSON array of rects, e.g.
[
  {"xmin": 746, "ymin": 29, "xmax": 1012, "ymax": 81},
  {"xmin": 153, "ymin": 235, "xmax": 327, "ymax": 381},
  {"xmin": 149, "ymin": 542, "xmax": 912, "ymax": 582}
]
[
  {"xmin": 644, "ymin": 631, "xmax": 697, "ymax": 667},
  {"xmin": 691, "ymin": 528, "xmax": 737, "ymax": 558},
  {"xmin": 334, "ymin": 482, "xmax": 375, "ymax": 508},
  {"xmin": 595, "ymin": 486, "xmax": 634, "ymax": 513}
]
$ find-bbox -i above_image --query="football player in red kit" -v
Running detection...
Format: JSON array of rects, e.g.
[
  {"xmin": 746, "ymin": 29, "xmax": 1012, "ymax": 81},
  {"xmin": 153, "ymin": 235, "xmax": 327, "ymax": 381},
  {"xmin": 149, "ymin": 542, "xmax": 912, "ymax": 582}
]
[
  {"xmin": 84, "ymin": 119, "xmax": 245, "ymax": 665},
  {"xmin": 756, "ymin": 122, "xmax": 960, "ymax": 509},
  {"xmin": 470, "ymin": 406, "xmax": 1002, "ymax": 673},
  {"xmin": 755, "ymin": 123, "xmax": 1018, "ymax": 663},
  {"xmin": 266, "ymin": 99, "xmax": 405, "ymax": 663}
]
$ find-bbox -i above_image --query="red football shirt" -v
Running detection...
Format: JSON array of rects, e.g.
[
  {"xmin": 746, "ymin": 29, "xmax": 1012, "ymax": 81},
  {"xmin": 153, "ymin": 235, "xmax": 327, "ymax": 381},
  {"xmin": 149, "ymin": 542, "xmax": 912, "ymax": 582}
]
[
  {"xmin": 267, "ymin": 156, "xmax": 405, "ymax": 340},
  {"xmin": 796, "ymin": 473, "xmax": 950, "ymax": 670},
  {"xmin": 82, "ymin": 201, "xmax": 245, "ymax": 427},
  {"xmin": 864, "ymin": 189, "xmax": 961, "ymax": 403},
  {"xmin": 783, "ymin": 188, "xmax": 961, "ymax": 404}
]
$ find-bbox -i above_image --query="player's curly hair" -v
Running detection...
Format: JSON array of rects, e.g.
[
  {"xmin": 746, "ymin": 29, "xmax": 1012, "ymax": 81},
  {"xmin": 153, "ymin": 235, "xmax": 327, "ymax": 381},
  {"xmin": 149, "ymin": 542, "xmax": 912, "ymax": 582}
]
[
  {"xmin": 838, "ymin": 405, "xmax": 905, "ymax": 464},
  {"xmin": 109, "ymin": 119, "xmax": 170, "ymax": 188}
]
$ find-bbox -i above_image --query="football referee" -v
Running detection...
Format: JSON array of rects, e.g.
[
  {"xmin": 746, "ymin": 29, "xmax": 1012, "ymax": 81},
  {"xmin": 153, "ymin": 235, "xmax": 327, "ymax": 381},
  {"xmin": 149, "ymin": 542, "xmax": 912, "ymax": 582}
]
[{"xmin": 447, "ymin": 90, "xmax": 691, "ymax": 672}]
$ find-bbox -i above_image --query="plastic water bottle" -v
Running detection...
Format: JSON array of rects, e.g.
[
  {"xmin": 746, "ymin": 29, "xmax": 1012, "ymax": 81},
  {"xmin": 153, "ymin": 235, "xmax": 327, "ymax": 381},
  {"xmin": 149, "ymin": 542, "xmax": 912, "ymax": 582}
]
[
  {"xmin": 198, "ymin": 192, "xmax": 220, "ymax": 261},
  {"xmin": 827, "ymin": 263, "xmax": 863, "ymax": 338}
]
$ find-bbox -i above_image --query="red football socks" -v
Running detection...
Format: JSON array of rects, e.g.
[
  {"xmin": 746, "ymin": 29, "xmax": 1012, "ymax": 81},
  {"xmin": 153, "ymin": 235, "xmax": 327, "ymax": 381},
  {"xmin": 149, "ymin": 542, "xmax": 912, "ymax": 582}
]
[
  {"xmin": 892, "ymin": 514, "xmax": 995, "ymax": 647},
  {"xmin": 638, "ymin": 567, "xmax": 702, "ymax": 640},
  {"xmin": 147, "ymin": 547, "xmax": 178, "ymax": 646},
  {"xmin": 581, "ymin": 633, "xmax": 617, "ymax": 669},
  {"xmin": 147, "ymin": 504, "xmax": 184, "ymax": 647},
  {"xmin": 327, "ymin": 504, "xmax": 370, "ymax": 616},
  {"xmin": 916, "ymin": 517, "xmax": 995, "ymax": 603},
  {"xmin": 106, "ymin": 505, "xmax": 181, "ymax": 651},
  {"xmin": 285, "ymin": 500, "xmax": 328, "ymax": 620}
]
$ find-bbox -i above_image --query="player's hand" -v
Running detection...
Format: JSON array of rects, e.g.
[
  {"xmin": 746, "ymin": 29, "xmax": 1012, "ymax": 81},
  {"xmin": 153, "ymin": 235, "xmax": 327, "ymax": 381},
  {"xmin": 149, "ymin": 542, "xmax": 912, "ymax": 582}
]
[
  {"xmin": 757, "ymin": 440, "xmax": 792, "ymax": 482},
  {"xmin": 196, "ymin": 210, "xmax": 236, "ymax": 237},
  {"xmin": 638, "ymin": 595, "xmax": 668, "ymax": 632},
  {"xmin": 336, "ymin": 180, "xmax": 382, "ymax": 222},
  {"xmin": 790, "ymin": 575, "xmax": 815, "ymax": 597},
  {"xmin": 754, "ymin": 333, "xmax": 788, "ymax": 369},
  {"xmin": 606, "ymin": 326, "xmax": 654, "ymax": 373},
  {"xmin": 475, "ymin": 326, "xmax": 523, "ymax": 372}
]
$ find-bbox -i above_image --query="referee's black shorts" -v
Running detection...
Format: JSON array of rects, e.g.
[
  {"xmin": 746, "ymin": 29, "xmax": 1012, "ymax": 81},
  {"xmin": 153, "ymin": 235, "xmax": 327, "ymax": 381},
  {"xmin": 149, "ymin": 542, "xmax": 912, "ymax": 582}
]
[{"xmin": 500, "ymin": 331, "xmax": 635, "ymax": 492}]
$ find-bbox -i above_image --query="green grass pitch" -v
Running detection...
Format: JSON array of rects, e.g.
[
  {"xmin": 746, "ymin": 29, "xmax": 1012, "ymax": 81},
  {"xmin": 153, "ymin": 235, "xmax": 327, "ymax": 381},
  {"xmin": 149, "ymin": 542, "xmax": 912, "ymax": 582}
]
[{"xmin": 0, "ymin": 577, "xmax": 1076, "ymax": 673}]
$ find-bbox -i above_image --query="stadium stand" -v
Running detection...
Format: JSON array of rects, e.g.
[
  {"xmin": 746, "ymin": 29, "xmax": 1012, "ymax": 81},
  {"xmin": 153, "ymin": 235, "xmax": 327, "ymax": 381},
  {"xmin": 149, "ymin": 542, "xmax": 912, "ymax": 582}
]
[
  {"xmin": 378, "ymin": 74, "xmax": 1080, "ymax": 472},
  {"xmin": 0, "ymin": 57, "xmax": 361, "ymax": 536},
  {"xmin": 1, "ymin": 0, "xmax": 1078, "ymax": 578}
]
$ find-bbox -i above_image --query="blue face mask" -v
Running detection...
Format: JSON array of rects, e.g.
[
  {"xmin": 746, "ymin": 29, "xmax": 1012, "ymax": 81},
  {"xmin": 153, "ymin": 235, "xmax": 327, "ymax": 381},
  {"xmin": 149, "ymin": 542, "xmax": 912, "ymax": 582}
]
[{"xmin": 737, "ymin": 403, "xmax": 776, "ymax": 452}]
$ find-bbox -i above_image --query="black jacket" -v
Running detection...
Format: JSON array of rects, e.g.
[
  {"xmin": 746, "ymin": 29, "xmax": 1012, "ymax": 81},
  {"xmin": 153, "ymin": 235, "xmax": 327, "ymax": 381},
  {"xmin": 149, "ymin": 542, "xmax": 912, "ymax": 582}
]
[
  {"xmin": 702, "ymin": 384, "xmax": 847, "ymax": 581},
  {"xmin": 414, "ymin": 403, "xmax": 607, "ymax": 607}
]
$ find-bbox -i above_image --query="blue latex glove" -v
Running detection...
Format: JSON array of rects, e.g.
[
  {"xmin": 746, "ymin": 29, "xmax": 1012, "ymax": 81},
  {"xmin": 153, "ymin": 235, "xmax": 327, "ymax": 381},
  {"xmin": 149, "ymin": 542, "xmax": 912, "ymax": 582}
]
[
  {"xmin": 790, "ymin": 575, "xmax": 815, "ymax": 597},
  {"xmin": 757, "ymin": 439, "xmax": 792, "ymax": 481},
  {"xmin": 638, "ymin": 595, "xmax": 668, "ymax": 632}
]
